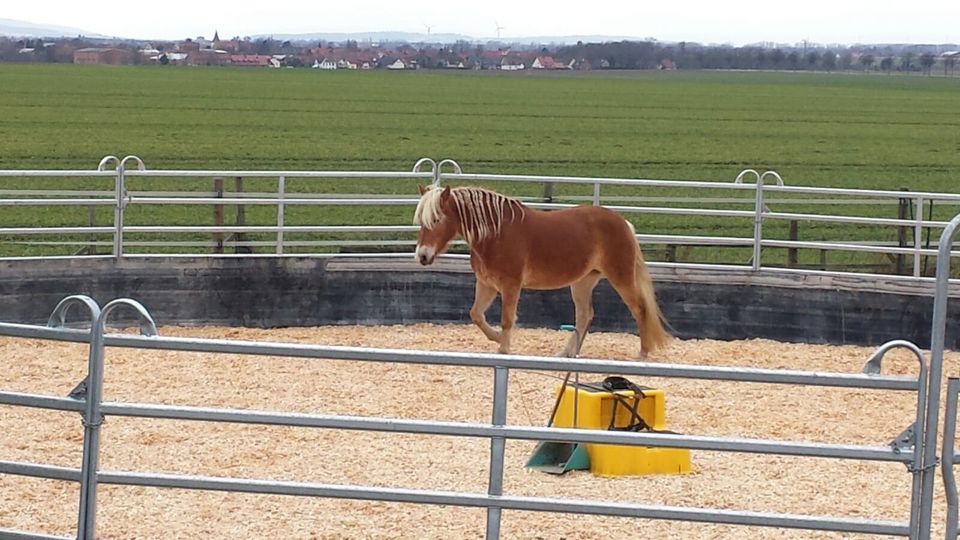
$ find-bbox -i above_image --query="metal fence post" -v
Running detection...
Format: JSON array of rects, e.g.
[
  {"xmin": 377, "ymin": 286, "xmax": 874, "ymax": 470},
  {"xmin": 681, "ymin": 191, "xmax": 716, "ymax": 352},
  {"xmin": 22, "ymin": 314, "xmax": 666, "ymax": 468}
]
[
  {"xmin": 914, "ymin": 197, "xmax": 925, "ymax": 278},
  {"xmin": 542, "ymin": 182, "xmax": 554, "ymax": 203},
  {"xmin": 42, "ymin": 295, "xmax": 103, "ymax": 540},
  {"xmin": 788, "ymin": 220, "xmax": 798, "ymax": 267},
  {"xmin": 77, "ymin": 298, "xmax": 158, "ymax": 540},
  {"xmin": 897, "ymin": 188, "xmax": 910, "ymax": 275},
  {"xmin": 592, "ymin": 183, "xmax": 601, "ymax": 206},
  {"xmin": 213, "ymin": 177, "xmax": 224, "ymax": 254},
  {"xmin": 112, "ymin": 164, "xmax": 125, "ymax": 259},
  {"xmin": 485, "ymin": 366, "xmax": 509, "ymax": 540},
  {"xmin": 276, "ymin": 176, "xmax": 285, "ymax": 255},
  {"xmin": 942, "ymin": 378, "xmax": 959, "ymax": 539},
  {"xmin": 752, "ymin": 179, "xmax": 766, "ymax": 271},
  {"xmin": 86, "ymin": 204, "xmax": 98, "ymax": 256},
  {"xmin": 864, "ymin": 340, "xmax": 930, "ymax": 537},
  {"xmin": 234, "ymin": 176, "xmax": 249, "ymax": 254},
  {"xmin": 76, "ymin": 309, "xmax": 107, "ymax": 539},
  {"xmin": 916, "ymin": 213, "xmax": 960, "ymax": 538}
]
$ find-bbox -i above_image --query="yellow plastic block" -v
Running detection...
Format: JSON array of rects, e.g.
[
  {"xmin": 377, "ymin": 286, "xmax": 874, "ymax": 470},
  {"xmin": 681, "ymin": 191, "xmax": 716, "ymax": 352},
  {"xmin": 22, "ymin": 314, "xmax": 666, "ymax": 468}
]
[{"xmin": 551, "ymin": 383, "xmax": 692, "ymax": 477}]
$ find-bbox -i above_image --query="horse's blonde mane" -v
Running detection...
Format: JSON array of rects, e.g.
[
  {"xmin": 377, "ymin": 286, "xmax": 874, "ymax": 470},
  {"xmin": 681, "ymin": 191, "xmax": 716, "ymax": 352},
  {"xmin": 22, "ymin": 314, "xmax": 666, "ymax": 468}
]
[{"xmin": 414, "ymin": 185, "xmax": 526, "ymax": 245}]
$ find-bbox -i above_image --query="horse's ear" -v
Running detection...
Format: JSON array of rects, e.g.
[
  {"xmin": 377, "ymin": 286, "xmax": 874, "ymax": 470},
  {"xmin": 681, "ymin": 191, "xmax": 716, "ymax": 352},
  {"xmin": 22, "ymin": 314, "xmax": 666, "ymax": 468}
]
[
  {"xmin": 440, "ymin": 186, "xmax": 451, "ymax": 202},
  {"xmin": 417, "ymin": 184, "xmax": 426, "ymax": 196}
]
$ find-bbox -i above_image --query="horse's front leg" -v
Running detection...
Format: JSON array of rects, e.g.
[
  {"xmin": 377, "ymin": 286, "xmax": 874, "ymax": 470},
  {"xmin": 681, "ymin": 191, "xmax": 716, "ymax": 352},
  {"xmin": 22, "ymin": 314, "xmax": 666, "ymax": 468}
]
[
  {"xmin": 470, "ymin": 280, "xmax": 501, "ymax": 344},
  {"xmin": 498, "ymin": 283, "xmax": 521, "ymax": 354}
]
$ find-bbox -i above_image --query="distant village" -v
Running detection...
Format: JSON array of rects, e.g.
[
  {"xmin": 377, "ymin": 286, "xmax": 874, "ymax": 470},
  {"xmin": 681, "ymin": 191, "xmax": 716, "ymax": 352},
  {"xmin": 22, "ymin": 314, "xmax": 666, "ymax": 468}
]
[
  {"xmin": 8, "ymin": 31, "xmax": 598, "ymax": 70},
  {"xmin": 3, "ymin": 30, "xmax": 959, "ymax": 75}
]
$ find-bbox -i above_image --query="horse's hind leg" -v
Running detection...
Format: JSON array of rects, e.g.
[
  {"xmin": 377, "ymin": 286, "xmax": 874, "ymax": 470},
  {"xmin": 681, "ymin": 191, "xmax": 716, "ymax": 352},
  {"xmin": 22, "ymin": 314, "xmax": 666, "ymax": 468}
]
[
  {"xmin": 560, "ymin": 272, "xmax": 602, "ymax": 357},
  {"xmin": 607, "ymin": 279, "xmax": 651, "ymax": 359},
  {"xmin": 470, "ymin": 280, "xmax": 501, "ymax": 344}
]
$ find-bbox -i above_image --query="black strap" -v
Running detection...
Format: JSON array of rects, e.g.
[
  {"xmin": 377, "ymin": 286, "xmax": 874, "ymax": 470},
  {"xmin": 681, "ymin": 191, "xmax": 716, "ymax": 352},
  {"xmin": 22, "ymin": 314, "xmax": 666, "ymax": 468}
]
[{"xmin": 599, "ymin": 376, "xmax": 679, "ymax": 434}]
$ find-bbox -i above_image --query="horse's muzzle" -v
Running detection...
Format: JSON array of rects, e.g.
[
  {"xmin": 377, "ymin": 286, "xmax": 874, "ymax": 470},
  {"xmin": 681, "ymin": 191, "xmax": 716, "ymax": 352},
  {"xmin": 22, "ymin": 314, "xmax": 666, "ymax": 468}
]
[{"xmin": 416, "ymin": 246, "xmax": 435, "ymax": 266}]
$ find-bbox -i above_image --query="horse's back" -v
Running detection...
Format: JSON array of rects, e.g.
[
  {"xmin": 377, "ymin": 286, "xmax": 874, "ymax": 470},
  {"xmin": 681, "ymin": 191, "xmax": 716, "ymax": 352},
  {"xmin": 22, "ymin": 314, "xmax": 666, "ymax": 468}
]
[
  {"xmin": 530, "ymin": 205, "xmax": 634, "ymax": 248},
  {"xmin": 498, "ymin": 205, "xmax": 636, "ymax": 288}
]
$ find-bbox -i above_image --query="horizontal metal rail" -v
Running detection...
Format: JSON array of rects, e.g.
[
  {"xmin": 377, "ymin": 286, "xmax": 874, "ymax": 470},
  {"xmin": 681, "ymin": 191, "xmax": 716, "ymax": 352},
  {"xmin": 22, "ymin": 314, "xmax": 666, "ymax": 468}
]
[
  {"xmin": 0, "ymin": 324, "xmax": 916, "ymax": 391},
  {"xmin": 124, "ymin": 170, "xmax": 434, "ymax": 179},
  {"xmin": 0, "ymin": 459, "xmax": 83, "ymax": 483},
  {"xmin": 564, "ymin": 195, "xmax": 960, "ymax": 206},
  {"xmin": 762, "ymin": 239, "xmax": 960, "ymax": 258},
  {"xmin": 0, "ymin": 190, "xmax": 115, "ymax": 197},
  {"xmin": 0, "ymin": 171, "xmax": 116, "ymax": 178},
  {"xmin": 0, "ymin": 528, "xmax": 73, "ymax": 540},
  {"xmin": 128, "ymin": 196, "xmax": 420, "ymax": 206},
  {"xmin": 99, "ymin": 400, "xmax": 912, "ymax": 462},
  {"xmin": 0, "ymin": 227, "xmax": 115, "ymax": 235},
  {"xmin": 0, "ymin": 390, "xmax": 86, "ymax": 412},
  {"xmin": 14, "ymin": 240, "xmax": 421, "ymax": 249},
  {"xmin": 444, "ymin": 171, "xmax": 960, "ymax": 203},
  {"xmin": 94, "ymin": 469, "xmax": 910, "ymax": 536},
  {"xmin": 634, "ymin": 234, "xmax": 753, "ymax": 246},
  {"xmin": 0, "ymin": 199, "xmax": 114, "ymax": 206},
  {"xmin": 1, "ymin": 191, "xmax": 939, "ymax": 207},
  {"xmin": 766, "ymin": 211, "xmax": 946, "ymax": 229},
  {"xmin": 124, "ymin": 225, "xmax": 418, "ymax": 234}
]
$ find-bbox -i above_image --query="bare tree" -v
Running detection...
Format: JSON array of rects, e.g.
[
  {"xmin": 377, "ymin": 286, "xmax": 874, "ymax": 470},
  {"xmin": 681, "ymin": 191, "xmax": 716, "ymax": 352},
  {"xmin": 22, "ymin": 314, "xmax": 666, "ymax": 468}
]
[
  {"xmin": 946, "ymin": 55, "xmax": 958, "ymax": 77},
  {"xmin": 900, "ymin": 52, "xmax": 915, "ymax": 72},
  {"xmin": 919, "ymin": 53, "xmax": 936, "ymax": 75},
  {"xmin": 822, "ymin": 50, "xmax": 837, "ymax": 71},
  {"xmin": 880, "ymin": 56, "xmax": 894, "ymax": 73}
]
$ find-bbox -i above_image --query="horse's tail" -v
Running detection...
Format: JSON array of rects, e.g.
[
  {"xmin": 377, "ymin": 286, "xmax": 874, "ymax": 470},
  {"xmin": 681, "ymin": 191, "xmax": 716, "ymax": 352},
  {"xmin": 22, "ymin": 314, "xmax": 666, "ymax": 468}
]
[{"xmin": 630, "ymin": 224, "xmax": 671, "ymax": 353}]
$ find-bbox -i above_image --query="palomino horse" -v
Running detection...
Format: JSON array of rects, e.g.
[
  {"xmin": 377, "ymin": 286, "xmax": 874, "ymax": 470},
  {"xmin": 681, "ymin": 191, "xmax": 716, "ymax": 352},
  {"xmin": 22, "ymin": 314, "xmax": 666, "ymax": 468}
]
[{"xmin": 413, "ymin": 184, "xmax": 670, "ymax": 358}]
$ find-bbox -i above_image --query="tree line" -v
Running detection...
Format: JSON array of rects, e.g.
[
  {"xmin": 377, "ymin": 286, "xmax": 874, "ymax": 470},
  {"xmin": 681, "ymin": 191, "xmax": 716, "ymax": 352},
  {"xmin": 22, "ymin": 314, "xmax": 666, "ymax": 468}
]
[
  {"xmin": 1, "ymin": 35, "xmax": 957, "ymax": 76},
  {"xmin": 558, "ymin": 40, "xmax": 956, "ymax": 75}
]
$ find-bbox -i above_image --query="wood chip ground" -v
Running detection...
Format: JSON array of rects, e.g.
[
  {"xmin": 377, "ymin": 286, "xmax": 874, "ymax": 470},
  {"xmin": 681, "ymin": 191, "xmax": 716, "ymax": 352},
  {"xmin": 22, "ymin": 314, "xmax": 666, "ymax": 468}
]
[{"xmin": 2, "ymin": 323, "xmax": 957, "ymax": 539}]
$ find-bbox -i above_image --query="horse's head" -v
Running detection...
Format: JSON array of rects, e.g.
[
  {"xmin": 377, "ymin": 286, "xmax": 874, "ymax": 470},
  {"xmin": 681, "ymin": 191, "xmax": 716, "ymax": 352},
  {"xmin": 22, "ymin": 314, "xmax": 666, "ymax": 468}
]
[{"xmin": 413, "ymin": 184, "xmax": 458, "ymax": 265}]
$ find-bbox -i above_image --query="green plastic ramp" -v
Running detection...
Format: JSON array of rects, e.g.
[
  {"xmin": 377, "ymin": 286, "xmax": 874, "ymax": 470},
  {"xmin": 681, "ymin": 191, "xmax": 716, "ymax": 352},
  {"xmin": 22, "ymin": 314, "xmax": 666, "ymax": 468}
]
[{"xmin": 524, "ymin": 441, "xmax": 590, "ymax": 475}]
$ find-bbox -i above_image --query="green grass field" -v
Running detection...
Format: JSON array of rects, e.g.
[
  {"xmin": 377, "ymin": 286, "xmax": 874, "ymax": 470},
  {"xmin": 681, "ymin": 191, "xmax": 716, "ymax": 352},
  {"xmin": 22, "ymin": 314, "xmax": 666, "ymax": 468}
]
[{"xmin": 1, "ymin": 64, "xmax": 958, "ymax": 265}]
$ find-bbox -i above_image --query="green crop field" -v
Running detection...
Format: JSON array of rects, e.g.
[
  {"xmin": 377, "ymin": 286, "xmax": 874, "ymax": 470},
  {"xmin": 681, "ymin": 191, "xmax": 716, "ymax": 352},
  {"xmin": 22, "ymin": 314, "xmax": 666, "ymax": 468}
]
[{"xmin": 0, "ymin": 63, "xmax": 958, "ymax": 266}]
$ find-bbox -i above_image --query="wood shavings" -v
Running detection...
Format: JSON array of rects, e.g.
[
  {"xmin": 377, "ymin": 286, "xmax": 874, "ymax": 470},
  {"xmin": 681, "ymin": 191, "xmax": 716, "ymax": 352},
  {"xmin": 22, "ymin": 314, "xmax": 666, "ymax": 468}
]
[{"xmin": 2, "ymin": 324, "xmax": 957, "ymax": 539}]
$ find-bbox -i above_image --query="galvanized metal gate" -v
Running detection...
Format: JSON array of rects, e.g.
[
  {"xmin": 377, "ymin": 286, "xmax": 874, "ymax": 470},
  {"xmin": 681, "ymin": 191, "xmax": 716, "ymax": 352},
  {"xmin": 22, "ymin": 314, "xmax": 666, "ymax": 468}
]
[{"xmin": 0, "ymin": 286, "xmax": 952, "ymax": 539}]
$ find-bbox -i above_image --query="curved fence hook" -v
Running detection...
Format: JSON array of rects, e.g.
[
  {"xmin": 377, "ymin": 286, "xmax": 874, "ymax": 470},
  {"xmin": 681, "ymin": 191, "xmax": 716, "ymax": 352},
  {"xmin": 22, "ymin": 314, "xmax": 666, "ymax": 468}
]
[
  {"xmin": 760, "ymin": 170, "xmax": 785, "ymax": 187},
  {"xmin": 412, "ymin": 158, "xmax": 439, "ymax": 187},
  {"xmin": 97, "ymin": 156, "xmax": 120, "ymax": 171},
  {"xmin": 47, "ymin": 295, "xmax": 102, "ymax": 329},
  {"xmin": 435, "ymin": 159, "xmax": 463, "ymax": 187},
  {"xmin": 96, "ymin": 298, "xmax": 159, "ymax": 337},
  {"xmin": 437, "ymin": 159, "xmax": 463, "ymax": 175},
  {"xmin": 120, "ymin": 155, "xmax": 146, "ymax": 171},
  {"xmin": 733, "ymin": 169, "xmax": 760, "ymax": 184},
  {"xmin": 862, "ymin": 339, "xmax": 926, "ymax": 375},
  {"xmin": 412, "ymin": 157, "xmax": 436, "ymax": 174}
]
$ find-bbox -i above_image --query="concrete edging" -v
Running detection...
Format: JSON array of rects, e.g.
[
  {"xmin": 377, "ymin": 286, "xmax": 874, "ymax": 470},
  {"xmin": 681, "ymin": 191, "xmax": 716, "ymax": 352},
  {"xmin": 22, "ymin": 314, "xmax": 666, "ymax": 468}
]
[{"xmin": 0, "ymin": 256, "xmax": 955, "ymax": 348}]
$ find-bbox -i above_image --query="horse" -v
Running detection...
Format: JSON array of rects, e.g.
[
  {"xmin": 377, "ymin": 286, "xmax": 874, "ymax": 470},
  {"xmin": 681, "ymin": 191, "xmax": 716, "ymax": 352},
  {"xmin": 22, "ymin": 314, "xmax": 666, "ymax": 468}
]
[{"xmin": 413, "ymin": 184, "xmax": 670, "ymax": 358}]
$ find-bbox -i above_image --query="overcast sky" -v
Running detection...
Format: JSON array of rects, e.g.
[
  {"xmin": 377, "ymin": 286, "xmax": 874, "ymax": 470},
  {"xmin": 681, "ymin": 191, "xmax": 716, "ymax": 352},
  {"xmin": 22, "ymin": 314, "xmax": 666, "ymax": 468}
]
[{"xmin": 5, "ymin": 0, "xmax": 959, "ymax": 45}]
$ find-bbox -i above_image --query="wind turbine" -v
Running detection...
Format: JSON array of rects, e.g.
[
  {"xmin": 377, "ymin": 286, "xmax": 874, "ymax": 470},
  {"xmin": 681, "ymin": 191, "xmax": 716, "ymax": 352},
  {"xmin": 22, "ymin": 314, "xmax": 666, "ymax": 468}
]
[
  {"xmin": 495, "ymin": 21, "xmax": 505, "ymax": 40},
  {"xmin": 424, "ymin": 24, "xmax": 432, "ymax": 37}
]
